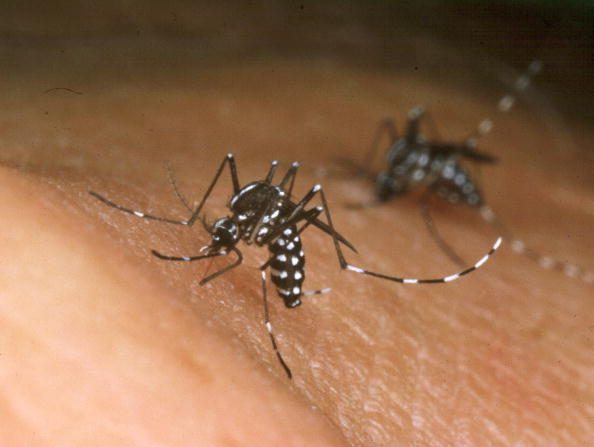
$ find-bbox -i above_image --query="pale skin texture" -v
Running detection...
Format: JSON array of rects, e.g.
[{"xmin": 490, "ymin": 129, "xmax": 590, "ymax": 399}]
[{"xmin": 1, "ymin": 40, "xmax": 594, "ymax": 447}]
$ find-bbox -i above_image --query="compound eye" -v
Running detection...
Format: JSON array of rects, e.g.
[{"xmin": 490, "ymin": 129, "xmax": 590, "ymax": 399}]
[{"xmin": 212, "ymin": 224, "xmax": 236, "ymax": 247}]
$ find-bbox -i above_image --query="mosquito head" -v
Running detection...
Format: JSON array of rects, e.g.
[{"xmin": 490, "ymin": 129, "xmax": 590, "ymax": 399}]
[
  {"xmin": 202, "ymin": 217, "xmax": 240, "ymax": 255},
  {"xmin": 375, "ymin": 171, "xmax": 406, "ymax": 201}
]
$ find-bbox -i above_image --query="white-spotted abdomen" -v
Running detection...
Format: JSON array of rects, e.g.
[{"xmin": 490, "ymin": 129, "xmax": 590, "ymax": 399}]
[
  {"xmin": 435, "ymin": 161, "xmax": 482, "ymax": 206},
  {"xmin": 268, "ymin": 225, "xmax": 305, "ymax": 308}
]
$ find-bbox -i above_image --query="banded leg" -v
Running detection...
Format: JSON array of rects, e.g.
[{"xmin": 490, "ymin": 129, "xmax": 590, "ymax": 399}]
[
  {"xmin": 151, "ymin": 250, "xmax": 221, "ymax": 262},
  {"xmin": 479, "ymin": 206, "xmax": 593, "ymax": 283},
  {"xmin": 260, "ymin": 269, "xmax": 292, "ymax": 379},
  {"xmin": 345, "ymin": 237, "xmax": 502, "ymax": 284},
  {"xmin": 89, "ymin": 153, "xmax": 241, "ymax": 227},
  {"xmin": 89, "ymin": 190, "xmax": 187, "ymax": 225},
  {"xmin": 465, "ymin": 60, "xmax": 543, "ymax": 143},
  {"xmin": 307, "ymin": 182, "xmax": 503, "ymax": 284},
  {"xmin": 151, "ymin": 247, "xmax": 243, "ymax": 285},
  {"xmin": 302, "ymin": 288, "xmax": 332, "ymax": 297},
  {"xmin": 269, "ymin": 183, "xmax": 501, "ymax": 285}
]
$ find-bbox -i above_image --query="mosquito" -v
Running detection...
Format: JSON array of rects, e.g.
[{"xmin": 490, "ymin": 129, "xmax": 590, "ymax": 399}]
[
  {"xmin": 90, "ymin": 154, "xmax": 502, "ymax": 378},
  {"xmin": 341, "ymin": 60, "xmax": 591, "ymax": 283}
]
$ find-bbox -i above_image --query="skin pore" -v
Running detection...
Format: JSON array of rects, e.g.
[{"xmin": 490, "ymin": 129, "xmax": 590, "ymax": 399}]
[{"xmin": 1, "ymin": 7, "xmax": 593, "ymax": 446}]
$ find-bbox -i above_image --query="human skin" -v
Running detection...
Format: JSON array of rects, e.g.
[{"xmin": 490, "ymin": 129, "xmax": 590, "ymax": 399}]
[{"xmin": 1, "ymin": 53, "xmax": 593, "ymax": 447}]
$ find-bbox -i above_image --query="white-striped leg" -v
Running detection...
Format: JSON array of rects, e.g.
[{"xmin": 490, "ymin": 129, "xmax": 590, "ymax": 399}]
[
  {"xmin": 345, "ymin": 237, "xmax": 503, "ymax": 284},
  {"xmin": 89, "ymin": 191, "xmax": 188, "ymax": 225},
  {"xmin": 199, "ymin": 247, "xmax": 243, "ymax": 285},
  {"xmin": 152, "ymin": 247, "xmax": 244, "ymax": 285},
  {"xmin": 480, "ymin": 205, "xmax": 593, "ymax": 283},
  {"xmin": 90, "ymin": 153, "xmax": 241, "ymax": 227},
  {"xmin": 151, "ymin": 250, "xmax": 221, "ymax": 262},
  {"xmin": 261, "ymin": 269, "xmax": 292, "ymax": 379},
  {"xmin": 316, "ymin": 143, "xmax": 504, "ymax": 284},
  {"xmin": 465, "ymin": 59, "xmax": 543, "ymax": 144},
  {"xmin": 302, "ymin": 287, "xmax": 332, "ymax": 297}
]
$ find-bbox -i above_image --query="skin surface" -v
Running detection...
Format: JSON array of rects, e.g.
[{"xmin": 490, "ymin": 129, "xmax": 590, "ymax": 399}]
[{"xmin": 1, "ymin": 3, "xmax": 593, "ymax": 446}]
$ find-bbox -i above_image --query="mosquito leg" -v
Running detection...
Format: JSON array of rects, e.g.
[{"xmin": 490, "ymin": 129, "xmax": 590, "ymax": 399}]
[
  {"xmin": 260, "ymin": 268, "xmax": 292, "ymax": 379},
  {"xmin": 151, "ymin": 250, "xmax": 222, "ymax": 262},
  {"xmin": 152, "ymin": 247, "xmax": 243, "ymax": 285},
  {"xmin": 404, "ymin": 106, "xmax": 424, "ymax": 143},
  {"xmin": 305, "ymin": 136, "xmax": 504, "ymax": 283},
  {"xmin": 316, "ymin": 187, "xmax": 349, "ymax": 269},
  {"xmin": 345, "ymin": 237, "xmax": 502, "ymax": 284},
  {"xmin": 278, "ymin": 162, "xmax": 300, "ymax": 196},
  {"xmin": 302, "ymin": 288, "xmax": 332, "ymax": 297},
  {"xmin": 479, "ymin": 205, "xmax": 593, "ymax": 283},
  {"xmin": 361, "ymin": 117, "xmax": 399, "ymax": 174},
  {"xmin": 261, "ymin": 184, "xmax": 356, "ymax": 253},
  {"xmin": 89, "ymin": 190, "xmax": 188, "ymax": 225},
  {"xmin": 199, "ymin": 247, "xmax": 244, "ymax": 285},
  {"xmin": 418, "ymin": 192, "xmax": 467, "ymax": 268},
  {"xmin": 264, "ymin": 160, "xmax": 279, "ymax": 184},
  {"xmin": 268, "ymin": 183, "xmax": 351, "ymax": 269},
  {"xmin": 90, "ymin": 154, "xmax": 241, "ymax": 227},
  {"xmin": 186, "ymin": 153, "xmax": 241, "ymax": 226},
  {"xmin": 259, "ymin": 201, "xmax": 352, "ymax": 298},
  {"xmin": 465, "ymin": 59, "xmax": 543, "ymax": 143}
]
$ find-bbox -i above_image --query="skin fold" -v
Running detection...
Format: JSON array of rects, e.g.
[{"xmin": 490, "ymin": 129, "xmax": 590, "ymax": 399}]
[{"xmin": 1, "ymin": 9, "xmax": 593, "ymax": 446}]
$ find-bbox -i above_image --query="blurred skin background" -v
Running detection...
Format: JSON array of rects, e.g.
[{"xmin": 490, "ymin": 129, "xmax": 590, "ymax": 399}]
[{"xmin": 0, "ymin": 1, "xmax": 593, "ymax": 446}]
